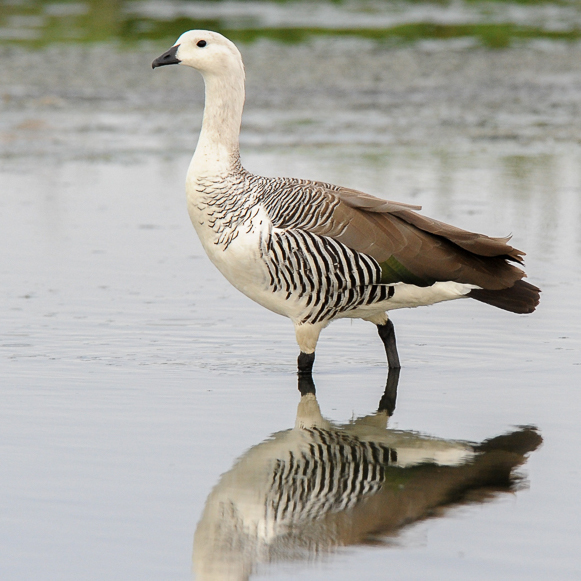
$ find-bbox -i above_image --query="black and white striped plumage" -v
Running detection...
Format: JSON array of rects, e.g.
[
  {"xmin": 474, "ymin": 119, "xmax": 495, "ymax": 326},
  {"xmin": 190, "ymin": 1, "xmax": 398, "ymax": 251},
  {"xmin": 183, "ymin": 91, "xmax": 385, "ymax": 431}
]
[
  {"xmin": 152, "ymin": 30, "xmax": 540, "ymax": 374},
  {"xmin": 262, "ymin": 229, "xmax": 395, "ymax": 324}
]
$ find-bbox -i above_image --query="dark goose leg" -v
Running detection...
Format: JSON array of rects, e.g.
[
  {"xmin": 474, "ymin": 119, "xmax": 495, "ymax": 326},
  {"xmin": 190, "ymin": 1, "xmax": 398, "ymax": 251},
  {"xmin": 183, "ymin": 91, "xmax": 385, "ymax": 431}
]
[
  {"xmin": 297, "ymin": 351, "xmax": 315, "ymax": 376},
  {"xmin": 377, "ymin": 319, "xmax": 401, "ymax": 369}
]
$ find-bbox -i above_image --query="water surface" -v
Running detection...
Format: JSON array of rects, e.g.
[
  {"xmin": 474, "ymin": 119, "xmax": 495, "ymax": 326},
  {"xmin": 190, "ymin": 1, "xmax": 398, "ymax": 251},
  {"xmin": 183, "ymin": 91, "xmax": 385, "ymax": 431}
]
[{"xmin": 1, "ymin": 5, "xmax": 581, "ymax": 580}]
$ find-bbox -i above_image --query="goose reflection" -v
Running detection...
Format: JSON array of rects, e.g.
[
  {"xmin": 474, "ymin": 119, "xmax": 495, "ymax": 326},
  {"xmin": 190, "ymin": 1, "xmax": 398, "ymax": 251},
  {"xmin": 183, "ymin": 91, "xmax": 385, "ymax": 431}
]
[{"xmin": 193, "ymin": 372, "xmax": 541, "ymax": 580}]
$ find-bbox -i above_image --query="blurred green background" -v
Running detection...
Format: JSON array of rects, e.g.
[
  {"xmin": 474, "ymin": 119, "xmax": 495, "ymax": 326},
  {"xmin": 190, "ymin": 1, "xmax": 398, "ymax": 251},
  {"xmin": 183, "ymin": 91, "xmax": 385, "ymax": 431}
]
[{"xmin": 1, "ymin": 0, "xmax": 581, "ymax": 48}]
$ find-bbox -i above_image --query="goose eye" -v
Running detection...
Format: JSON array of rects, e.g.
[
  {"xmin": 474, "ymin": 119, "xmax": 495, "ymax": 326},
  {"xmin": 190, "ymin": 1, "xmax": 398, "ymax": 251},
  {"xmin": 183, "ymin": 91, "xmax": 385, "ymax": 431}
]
[{"xmin": 197, "ymin": 40, "xmax": 207, "ymax": 48}]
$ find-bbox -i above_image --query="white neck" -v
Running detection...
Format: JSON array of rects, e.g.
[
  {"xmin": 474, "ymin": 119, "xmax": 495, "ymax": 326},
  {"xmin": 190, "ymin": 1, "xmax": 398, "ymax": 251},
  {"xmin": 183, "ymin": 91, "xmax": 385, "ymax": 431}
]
[{"xmin": 190, "ymin": 66, "xmax": 245, "ymax": 178}]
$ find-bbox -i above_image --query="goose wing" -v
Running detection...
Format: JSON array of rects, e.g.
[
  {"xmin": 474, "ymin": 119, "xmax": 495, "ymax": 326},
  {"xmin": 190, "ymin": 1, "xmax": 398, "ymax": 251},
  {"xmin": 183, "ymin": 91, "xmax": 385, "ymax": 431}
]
[
  {"xmin": 334, "ymin": 185, "xmax": 524, "ymax": 260},
  {"xmin": 260, "ymin": 178, "xmax": 539, "ymax": 312}
]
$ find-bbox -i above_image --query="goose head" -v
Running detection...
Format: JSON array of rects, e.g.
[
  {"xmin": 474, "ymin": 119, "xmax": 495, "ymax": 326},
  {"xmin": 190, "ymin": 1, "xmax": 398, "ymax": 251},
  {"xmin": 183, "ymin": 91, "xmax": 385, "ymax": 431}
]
[{"xmin": 151, "ymin": 30, "xmax": 244, "ymax": 78}]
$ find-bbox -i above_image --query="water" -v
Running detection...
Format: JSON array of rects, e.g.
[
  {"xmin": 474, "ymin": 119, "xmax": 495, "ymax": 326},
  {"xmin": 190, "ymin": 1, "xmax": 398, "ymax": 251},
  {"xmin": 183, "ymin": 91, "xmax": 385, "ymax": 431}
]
[
  {"xmin": 2, "ymin": 0, "xmax": 581, "ymax": 47},
  {"xmin": 1, "ymin": 2, "xmax": 581, "ymax": 580}
]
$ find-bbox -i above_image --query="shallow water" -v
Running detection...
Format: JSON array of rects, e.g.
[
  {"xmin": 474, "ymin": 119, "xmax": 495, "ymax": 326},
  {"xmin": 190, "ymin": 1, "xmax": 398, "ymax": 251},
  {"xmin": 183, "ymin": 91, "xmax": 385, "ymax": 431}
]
[
  {"xmin": 2, "ymin": 144, "xmax": 580, "ymax": 579},
  {"xmin": 1, "ymin": 13, "xmax": 581, "ymax": 581}
]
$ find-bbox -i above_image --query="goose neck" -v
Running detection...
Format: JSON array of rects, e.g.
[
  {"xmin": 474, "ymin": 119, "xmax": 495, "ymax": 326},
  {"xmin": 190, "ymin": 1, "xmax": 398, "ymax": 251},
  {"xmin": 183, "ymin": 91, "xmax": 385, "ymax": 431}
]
[{"xmin": 192, "ymin": 70, "xmax": 245, "ymax": 176}]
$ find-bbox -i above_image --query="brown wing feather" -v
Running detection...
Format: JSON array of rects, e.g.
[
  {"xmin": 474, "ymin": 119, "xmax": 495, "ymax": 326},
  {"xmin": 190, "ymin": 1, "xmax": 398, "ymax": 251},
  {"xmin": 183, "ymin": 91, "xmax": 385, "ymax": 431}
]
[
  {"xmin": 308, "ymin": 183, "xmax": 529, "ymax": 291},
  {"xmin": 390, "ymin": 209, "xmax": 524, "ymax": 262},
  {"xmin": 332, "ymin": 185, "xmax": 524, "ymax": 262}
]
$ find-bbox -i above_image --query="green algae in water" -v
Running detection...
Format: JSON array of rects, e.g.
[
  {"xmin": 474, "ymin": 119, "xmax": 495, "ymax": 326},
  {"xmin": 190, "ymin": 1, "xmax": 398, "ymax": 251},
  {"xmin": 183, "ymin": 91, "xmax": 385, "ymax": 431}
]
[{"xmin": 1, "ymin": 0, "xmax": 581, "ymax": 48}]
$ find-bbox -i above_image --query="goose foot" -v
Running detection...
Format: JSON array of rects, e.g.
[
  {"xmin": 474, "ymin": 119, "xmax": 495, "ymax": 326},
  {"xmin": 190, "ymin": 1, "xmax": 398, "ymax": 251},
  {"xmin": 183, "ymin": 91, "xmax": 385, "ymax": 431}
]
[
  {"xmin": 297, "ymin": 351, "xmax": 315, "ymax": 376},
  {"xmin": 377, "ymin": 319, "xmax": 401, "ymax": 369}
]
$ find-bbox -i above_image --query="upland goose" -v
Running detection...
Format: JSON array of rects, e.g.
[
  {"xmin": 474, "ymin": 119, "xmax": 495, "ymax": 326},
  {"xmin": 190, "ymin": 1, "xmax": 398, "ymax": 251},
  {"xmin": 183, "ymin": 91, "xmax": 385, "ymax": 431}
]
[{"xmin": 152, "ymin": 31, "xmax": 540, "ymax": 375}]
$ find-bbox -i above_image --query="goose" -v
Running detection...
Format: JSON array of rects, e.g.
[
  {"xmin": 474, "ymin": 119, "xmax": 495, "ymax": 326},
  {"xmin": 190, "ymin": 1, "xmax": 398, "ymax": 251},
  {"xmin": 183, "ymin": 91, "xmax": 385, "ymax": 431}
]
[{"xmin": 152, "ymin": 31, "xmax": 540, "ymax": 375}]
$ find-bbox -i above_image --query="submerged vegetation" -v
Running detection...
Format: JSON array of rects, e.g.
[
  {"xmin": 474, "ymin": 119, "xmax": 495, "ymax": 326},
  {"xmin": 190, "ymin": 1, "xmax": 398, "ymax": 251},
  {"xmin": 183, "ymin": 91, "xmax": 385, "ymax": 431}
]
[
  {"xmin": 128, "ymin": 21, "xmax": 581, "ymax": 49},
  {"xmin": 1, "ymin": 0, "xmax": 580, "ymax": 48}
]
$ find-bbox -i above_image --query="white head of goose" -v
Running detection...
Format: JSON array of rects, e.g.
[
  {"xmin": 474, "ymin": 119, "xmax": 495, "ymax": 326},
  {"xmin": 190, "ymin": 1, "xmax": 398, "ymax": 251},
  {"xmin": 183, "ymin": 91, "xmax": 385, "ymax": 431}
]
[{"xmin": 152, "ymin": 30, "xmax": 540, "ymax": 376}]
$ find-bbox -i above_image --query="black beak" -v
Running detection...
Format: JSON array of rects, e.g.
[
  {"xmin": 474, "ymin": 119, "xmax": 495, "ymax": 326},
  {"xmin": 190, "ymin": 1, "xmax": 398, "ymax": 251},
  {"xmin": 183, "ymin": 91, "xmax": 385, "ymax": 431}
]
[{"xmin": 152, "ymin": 45, "xmax": 181, "ymax": 69}]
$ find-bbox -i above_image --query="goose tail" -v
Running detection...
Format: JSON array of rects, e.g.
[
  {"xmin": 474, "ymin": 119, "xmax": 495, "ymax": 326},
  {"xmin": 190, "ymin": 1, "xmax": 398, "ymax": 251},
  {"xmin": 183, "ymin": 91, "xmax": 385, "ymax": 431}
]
[{"xmin": 469, "ymin": 280, "xmax": 541, "ymax": 314}]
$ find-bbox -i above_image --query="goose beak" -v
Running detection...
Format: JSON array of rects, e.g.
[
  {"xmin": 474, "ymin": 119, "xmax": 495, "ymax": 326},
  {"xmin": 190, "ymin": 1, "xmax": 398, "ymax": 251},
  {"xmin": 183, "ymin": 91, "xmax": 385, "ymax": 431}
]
[{"xmin": 152, "ymin": 45, "xmax": 181, "ymax": 69}]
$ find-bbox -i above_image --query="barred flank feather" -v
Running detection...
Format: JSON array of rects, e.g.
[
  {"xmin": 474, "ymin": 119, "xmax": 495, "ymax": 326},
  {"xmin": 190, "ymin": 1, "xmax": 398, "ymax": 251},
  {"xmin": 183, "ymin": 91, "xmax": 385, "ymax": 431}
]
[{"xmin": 261, "ymin": 229, "xmax": 394, "ymax": 324}]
